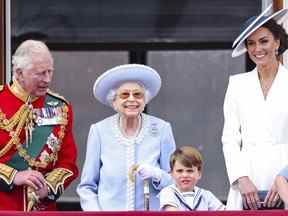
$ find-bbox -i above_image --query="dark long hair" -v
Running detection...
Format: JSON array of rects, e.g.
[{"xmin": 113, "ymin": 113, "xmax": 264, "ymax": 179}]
[{"xmin": 262, "ymin": 19, "xmax": 288, "ymax": 56}]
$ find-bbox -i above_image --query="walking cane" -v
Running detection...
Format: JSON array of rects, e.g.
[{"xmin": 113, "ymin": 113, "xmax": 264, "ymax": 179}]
[
  {"xmin": 26, "ymin": 186, "xmax": 40, "ymax": 211},
  {"xmin": 129, "ymin": 164, "xmax": 150, "ymax": 211},
  {"xmin": 143, "ymin": 179, "xmax": 149, "ymax": 210}
]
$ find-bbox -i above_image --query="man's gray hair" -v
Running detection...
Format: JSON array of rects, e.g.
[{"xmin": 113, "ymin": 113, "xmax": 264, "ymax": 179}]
[
  {"xmin": 106, "ymin": 82, "xmax": 152, "ymax": 106},
  {"xmin": 12, "ymin": 40, "xmax": 52, "ymax": 74}
]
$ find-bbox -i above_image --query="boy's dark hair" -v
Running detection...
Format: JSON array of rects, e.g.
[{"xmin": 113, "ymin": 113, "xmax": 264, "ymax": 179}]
[{"xmin": 170, "ymin": 146, "xmax": 203, "ymax": 171}]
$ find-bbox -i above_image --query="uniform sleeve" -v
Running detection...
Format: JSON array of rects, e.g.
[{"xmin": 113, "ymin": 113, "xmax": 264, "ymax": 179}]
[
  {"xmin": 76, "ymin": 124, "xmax": 101, "ymax": 211},
  {"xmin": 45, "ymin": 104, "xmax": 79, "ymax": 200},
  {"xmin": 205, "ymin": 190, "xmax": 225, "ymax": 210},
  {"xmin": 0, "ymin": 163, "xmax": 17, "ymax": 192},
  {"xmin": 152, "ymin": 122, "xmax": 176, "ymax": 189},
  {"xmin": 222, "ymin": 76, "xmax": 249, "ymax": 185},
  {"xmin": 159, "ymin": 186, "xmax": 179, "ymax": 210}
]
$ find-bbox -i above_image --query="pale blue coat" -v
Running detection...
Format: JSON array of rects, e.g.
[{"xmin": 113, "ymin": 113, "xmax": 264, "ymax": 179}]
[{"xmin": 77, "ymin": 113, "xmax": 176, "ymax": 211}]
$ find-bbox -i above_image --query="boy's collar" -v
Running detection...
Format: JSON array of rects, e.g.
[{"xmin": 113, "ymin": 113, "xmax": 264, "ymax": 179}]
[{"xmin": 172, "ymin": 184, "xmax": 197, "ymax": 195}]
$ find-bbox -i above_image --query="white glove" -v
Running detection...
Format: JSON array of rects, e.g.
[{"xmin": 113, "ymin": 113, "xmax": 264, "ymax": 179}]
[{"xmin": 136, "ymin": 164, "xmax": 162, "ymax": 182}]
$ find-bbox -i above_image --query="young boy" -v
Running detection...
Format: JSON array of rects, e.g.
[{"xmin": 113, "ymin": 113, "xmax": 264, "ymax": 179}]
[{"xmin": 159, "ymin": 146, "xmax": 225, "ymax": 211}]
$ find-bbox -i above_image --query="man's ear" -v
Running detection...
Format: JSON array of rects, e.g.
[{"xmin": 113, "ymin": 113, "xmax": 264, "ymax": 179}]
[{"xmin": 14, "ymin": 68, "xmax": 23, "ymax": 81}]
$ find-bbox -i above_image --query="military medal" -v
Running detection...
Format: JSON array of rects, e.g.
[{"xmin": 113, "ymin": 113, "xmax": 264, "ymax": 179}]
[{"xmin": 33, "ymin": 106, "xmax": 67, "ymax": 126}]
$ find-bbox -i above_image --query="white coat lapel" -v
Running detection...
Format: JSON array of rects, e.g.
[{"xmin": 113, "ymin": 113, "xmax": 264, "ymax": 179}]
[
  {"xmin": 266, "ymin": 65, "xmax": 288, "ymax": 102},
  {"xmin": 244, "ymin": 69, "xmax": 266, "ymax": 106},
  {"xmin": 266, "ymin": 64, "xmax": 288, "ymax": 112}
]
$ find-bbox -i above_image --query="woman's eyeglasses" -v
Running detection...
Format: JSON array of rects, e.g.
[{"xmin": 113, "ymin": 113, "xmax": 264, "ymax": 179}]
[{"xmin": 117, "ymin": 90, "xmax": 144, "ymax": 100}]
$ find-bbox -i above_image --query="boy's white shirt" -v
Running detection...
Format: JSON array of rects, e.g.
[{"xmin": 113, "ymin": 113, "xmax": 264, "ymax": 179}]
[{"xmin": 159, "ymin": 184, "xmax": 225, "ymax": 211}]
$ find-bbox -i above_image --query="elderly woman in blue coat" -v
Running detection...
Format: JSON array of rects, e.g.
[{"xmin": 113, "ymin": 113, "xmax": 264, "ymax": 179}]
[{"xmin": 77, "ymin": 64, "xmax": 176, "ymax": 211}]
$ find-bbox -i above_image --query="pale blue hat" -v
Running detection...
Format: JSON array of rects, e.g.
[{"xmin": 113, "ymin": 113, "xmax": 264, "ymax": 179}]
[
  {"xmin": 93, "ymin": 64, "xmax": 162, "ymax": 106},
  {"xmin": 232, "ymin": 4, "xmax": 288, "ymax": 57}
]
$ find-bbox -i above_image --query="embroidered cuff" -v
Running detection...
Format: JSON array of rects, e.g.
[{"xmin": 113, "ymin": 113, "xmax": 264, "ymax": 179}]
[
  {"xmin": 45, "ymin": 168, "xmax": 73, "ymax": 195},
  {"xmin": 0, "ymin": 163, "xmax": 17, "ymax": 185},
  {"xmin": 41, "ymin": 186, "xmax": 58, "ymax": 202}
]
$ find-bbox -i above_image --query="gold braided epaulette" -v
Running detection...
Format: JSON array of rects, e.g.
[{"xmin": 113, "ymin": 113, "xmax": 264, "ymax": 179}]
[
  {"xmin": 47, "ymin": 89, "xmax": 69, "ymax": 104},
  {"xmin": 0, "ymin": 85, "xmax": 3, "ymax": 92}
]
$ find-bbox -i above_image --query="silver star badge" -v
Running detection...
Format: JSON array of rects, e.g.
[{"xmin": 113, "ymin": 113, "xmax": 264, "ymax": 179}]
[{"xmin": 47, "ymin": 101, "xmax": 59, "ymax": 106}]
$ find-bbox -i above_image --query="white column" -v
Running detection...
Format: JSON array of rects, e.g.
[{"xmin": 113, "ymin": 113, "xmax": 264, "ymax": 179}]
[
  {"xmin": 262, "ymin": 0, "xmax": 273, "ymax": 11},
  {"xmin": 5, "ymin": 0, "xmax": 11, "ymax": 83},
  {"xmin": 284, "ymin": 0, "xmax": 288, "ymax": 67}
]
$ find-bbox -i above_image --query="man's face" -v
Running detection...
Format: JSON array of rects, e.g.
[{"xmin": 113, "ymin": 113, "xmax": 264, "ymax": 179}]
[{"xmin": 17, "ymin": 53, "xmax": 54, "ymax": 97}]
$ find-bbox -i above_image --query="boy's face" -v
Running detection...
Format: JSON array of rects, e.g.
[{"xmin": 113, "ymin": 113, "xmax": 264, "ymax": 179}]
[{"xmin": 171, "ymin": 160, "xmax": 202, "ymax": 192}]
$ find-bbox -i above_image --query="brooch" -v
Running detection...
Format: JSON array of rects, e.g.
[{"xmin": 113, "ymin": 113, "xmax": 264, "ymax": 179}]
[{"xmin": 150, "ymin": 123, "xmax": 159, "ymax": 137}]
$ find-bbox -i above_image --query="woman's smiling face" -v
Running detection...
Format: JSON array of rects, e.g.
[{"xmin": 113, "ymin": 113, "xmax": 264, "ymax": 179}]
[
  {"xmin": 112, "ymin": 82, "xmax": 145, "ymax": 118},
  {"xmin": 246, "ymin": 27, "xmax": 280, "ymax": 66}
]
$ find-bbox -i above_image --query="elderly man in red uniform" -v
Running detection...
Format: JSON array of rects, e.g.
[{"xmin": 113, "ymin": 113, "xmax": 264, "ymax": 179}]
[{"xmin": 0, "ymin": 40, "xmax": 78, "ymax": 211}]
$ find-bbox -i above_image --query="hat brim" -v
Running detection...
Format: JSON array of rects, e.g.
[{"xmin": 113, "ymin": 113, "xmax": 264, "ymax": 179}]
[
  {"xmin": 232, "ymin": 8, "xmax": 288, "ymax": 57},
  {"xmin": 232, "ymin": 4, "xmax": 273, "ymax": 48},
  {"xmin": 93, "ymin": 64, "xmax": 161, "ymax": 106}
]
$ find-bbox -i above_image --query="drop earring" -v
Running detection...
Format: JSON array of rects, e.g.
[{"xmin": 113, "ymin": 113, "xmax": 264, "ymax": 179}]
[{"xmin": 275, "ymin": 48, "xmax": 279, "ymax": 56}]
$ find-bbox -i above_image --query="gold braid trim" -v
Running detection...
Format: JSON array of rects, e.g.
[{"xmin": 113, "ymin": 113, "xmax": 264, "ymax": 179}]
[
  {"xmin": 0, "ymin": 163, "xmax": 17, "ymax": 185},
  {"xmin": 45, "ymin": 168, "xmax": 73, "ymax": 194},
  {"xmin": 15, "ymin": 104, "xmax": 68, "ymax": 168},
  {"xmin": 0, "ymin": 103, "xmax": 29, "ymax": 132},
  {"xmin": 0, "ymin": 103, "xmax": 30, "ymax": 157},
  {"xmin": 0, "ymin": 100, "xmax": 68, "ymax": 169},
  {"xmin": 47, "ymin": 90, "xmax": 69, "ymax": 104}
]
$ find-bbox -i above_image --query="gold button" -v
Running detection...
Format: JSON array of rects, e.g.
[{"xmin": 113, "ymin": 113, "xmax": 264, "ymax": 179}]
[{"xmin": 3, "ymin": 119, "xmax": 9, "ymax": 125}]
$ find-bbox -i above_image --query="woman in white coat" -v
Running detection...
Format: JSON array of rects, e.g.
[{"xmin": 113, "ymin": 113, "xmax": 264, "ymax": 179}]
[{"xmin": 222, "ymin": 5, "xmax": 288, "ymax": 210}]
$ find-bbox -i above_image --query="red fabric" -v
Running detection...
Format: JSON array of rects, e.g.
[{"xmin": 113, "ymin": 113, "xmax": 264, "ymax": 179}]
[
  {"xmin": 0, "ymin": 211, "xmax": 287, "ymax": 216},
  {"xmin": 0, "ymin": 84, "xmax": 78, "ymax": 210}
]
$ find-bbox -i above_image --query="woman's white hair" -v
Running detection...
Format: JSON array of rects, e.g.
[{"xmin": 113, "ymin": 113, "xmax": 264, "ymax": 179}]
[
  {"xmin": 12, "ymin": 40, "xmax": 52, "ymax": 75},
  {"xmin": 106, "ymin": 82, "xmax": 152, "ymax": 107}
]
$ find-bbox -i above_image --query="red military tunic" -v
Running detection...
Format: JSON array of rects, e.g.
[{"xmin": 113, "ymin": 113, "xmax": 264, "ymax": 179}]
[{"xmin": 0, "ymin": 81, "xmax": 78, "ymax": 211}]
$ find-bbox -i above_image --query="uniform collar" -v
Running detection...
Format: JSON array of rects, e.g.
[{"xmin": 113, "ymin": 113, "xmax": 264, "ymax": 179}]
[{"xmin": 8, "ymin": 79, "xmax": 39, "ymax": 102}]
